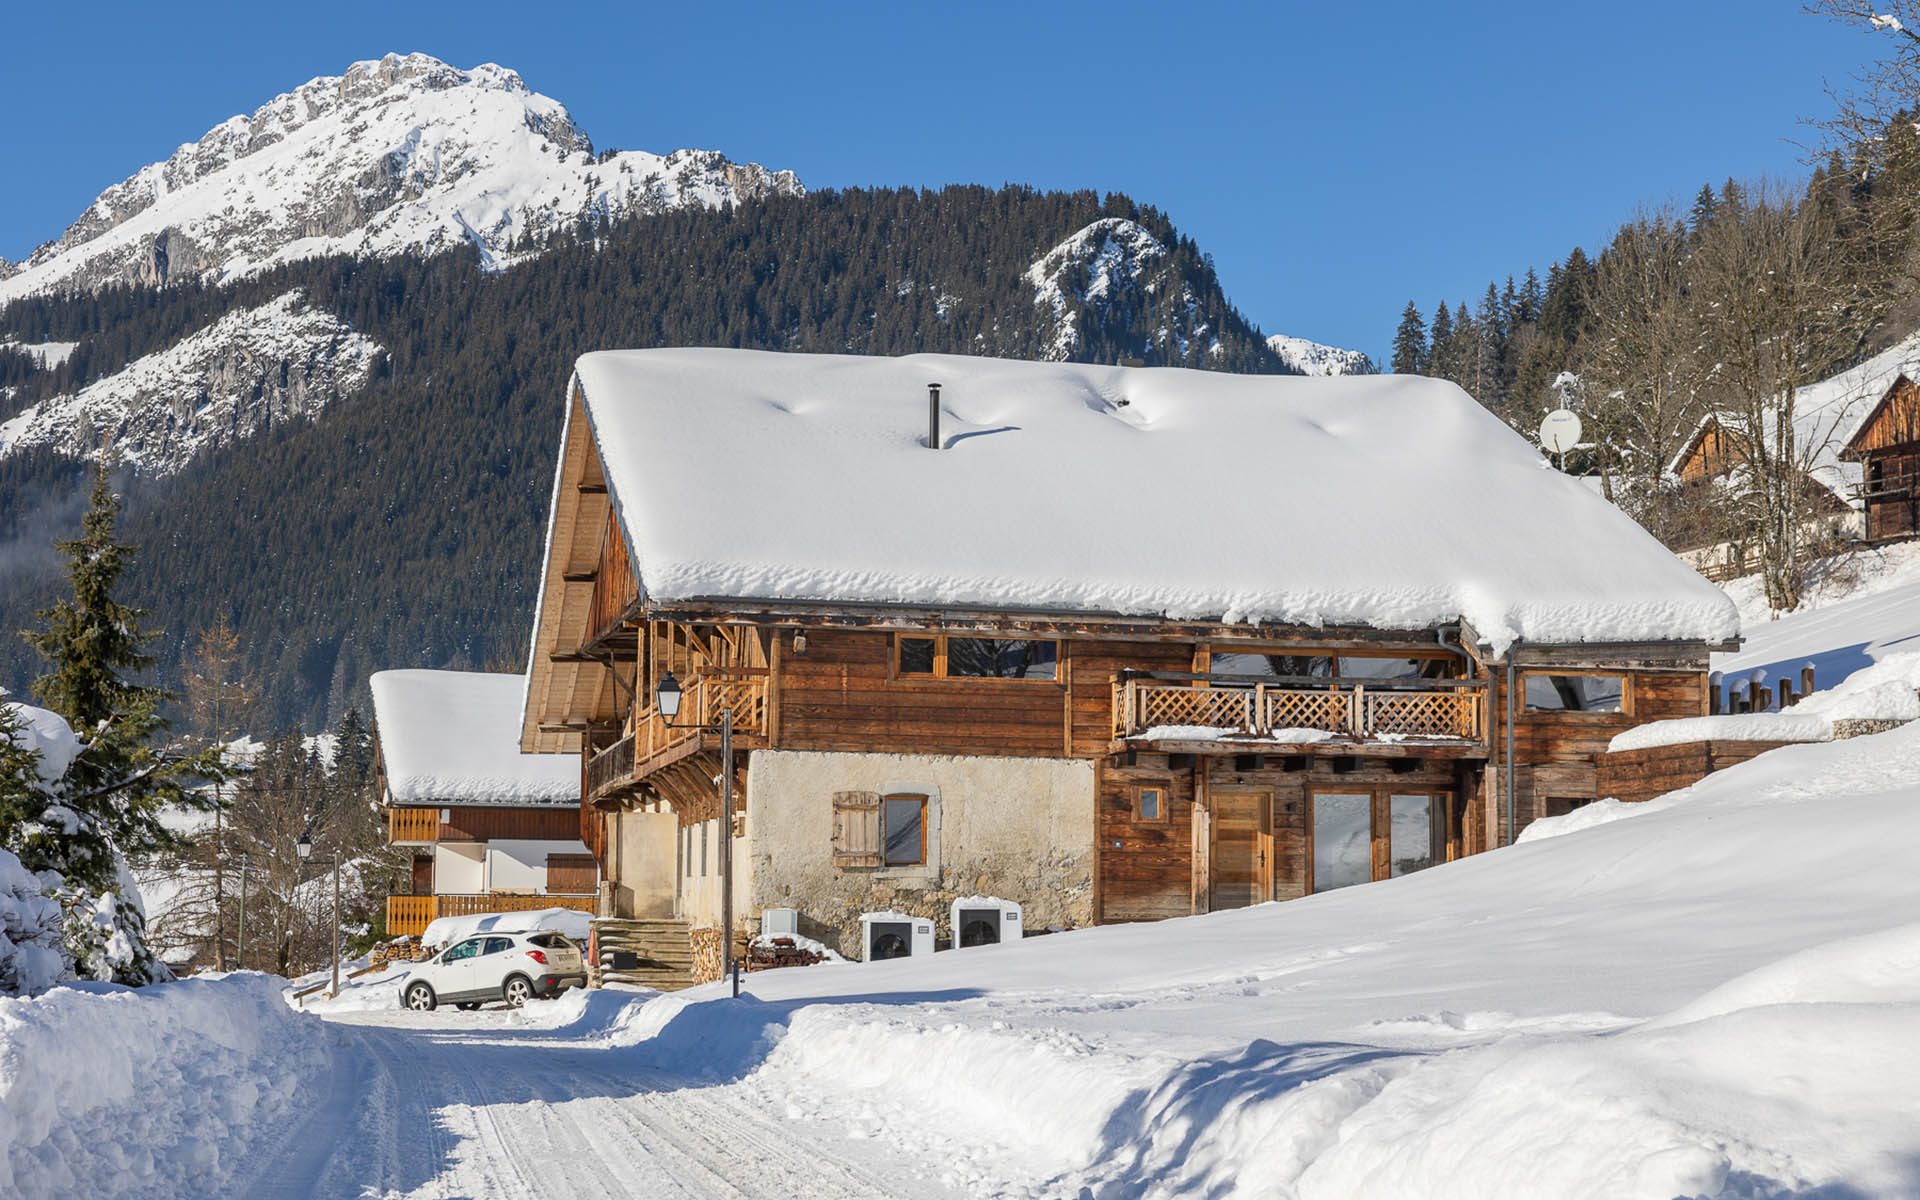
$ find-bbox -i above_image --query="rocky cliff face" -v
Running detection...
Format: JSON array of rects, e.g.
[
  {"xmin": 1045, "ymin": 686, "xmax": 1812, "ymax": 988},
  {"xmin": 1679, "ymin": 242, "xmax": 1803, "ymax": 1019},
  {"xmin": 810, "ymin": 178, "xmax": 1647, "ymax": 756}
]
[
  {"xmin": 1024, "ymin": 218, "xmax": 1212, "ymax": 360},
  {"xmin": 0, "ymin": 292, "xmax": 381, "ymax": 474},
  {"xmin": 0, "ymin": 53, "xmax": 802, "ymax": 300}
]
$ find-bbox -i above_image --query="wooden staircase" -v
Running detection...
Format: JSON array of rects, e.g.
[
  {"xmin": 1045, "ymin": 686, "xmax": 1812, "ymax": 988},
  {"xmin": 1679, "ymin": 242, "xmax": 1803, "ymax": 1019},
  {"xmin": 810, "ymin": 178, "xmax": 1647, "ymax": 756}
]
[{"xmin": 589, "ymin": 917, "xmax": 696, "ymax": 991}]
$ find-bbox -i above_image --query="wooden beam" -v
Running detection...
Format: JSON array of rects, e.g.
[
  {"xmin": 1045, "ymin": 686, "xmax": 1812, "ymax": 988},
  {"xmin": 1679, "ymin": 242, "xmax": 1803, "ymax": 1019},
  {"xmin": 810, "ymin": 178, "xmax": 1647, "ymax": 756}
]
[
  {"xmin": 578, "ymin": 482, "xmax": 608, "ymax": 494},
  {"xmin": 562, "ymin": 570, "xmax": 599, "ymax": 584}
]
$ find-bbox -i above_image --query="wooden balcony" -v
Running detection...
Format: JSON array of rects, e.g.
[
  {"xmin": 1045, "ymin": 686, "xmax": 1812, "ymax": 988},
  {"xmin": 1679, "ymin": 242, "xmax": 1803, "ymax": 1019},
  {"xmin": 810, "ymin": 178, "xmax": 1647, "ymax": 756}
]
[
  {"xmin": 384, "ymin": 893, "xmax": 599, "ymax": 940},
  {"xmin": 386, "ymin": 807, "xmax": 440, "ymax": 845},
  {"xmin": 586, "ymin": 672, "xmax": 770, "ymax": 806},
  {"xmin": 1112, "ymin": 672, "xmax": 1486, "ymax": 749}
]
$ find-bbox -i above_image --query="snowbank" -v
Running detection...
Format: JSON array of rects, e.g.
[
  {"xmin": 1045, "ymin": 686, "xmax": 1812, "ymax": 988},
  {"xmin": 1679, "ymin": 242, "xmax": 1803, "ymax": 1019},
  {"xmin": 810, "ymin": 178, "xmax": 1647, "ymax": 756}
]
[
  {"xmin": 1606, "ymin": 712, "xmax": 1831, "ymax": 751},
  {"xmin": 418, "ymin": 906, "xmax": 591, "ymax": 948},
  {"xmin": 570, "ymin": 349, "xmax": 1738, "ymax": 653},
  {"xmin": 581, "ymin": 718, "xmax": 1920, "ymax": 1198},
  {"xmin": 1611, "ymin": 649, "xmax": 1920, "ymax": 751},
  {"xmin": 369, "ymin": 669, "xmax": 578, "ymax": 805},
  {"xmin": 0, "ymin": 973, "xmax": 330, "ymax": 1197}
]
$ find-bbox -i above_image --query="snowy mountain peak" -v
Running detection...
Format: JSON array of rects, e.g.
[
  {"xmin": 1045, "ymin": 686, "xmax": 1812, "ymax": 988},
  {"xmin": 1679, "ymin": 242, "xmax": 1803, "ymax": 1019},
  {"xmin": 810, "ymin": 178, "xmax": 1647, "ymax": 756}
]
[
  {"xmin": 1025, "ymin": 218, "xmax": 1215, "ymax": 360},
  {"xmin": 0, "ymin": 53, "xmax": 803, "ymax": 300},
  {"xmin": 1265, "ymin": 333, "xmax": 1376, "ymax": 377}
]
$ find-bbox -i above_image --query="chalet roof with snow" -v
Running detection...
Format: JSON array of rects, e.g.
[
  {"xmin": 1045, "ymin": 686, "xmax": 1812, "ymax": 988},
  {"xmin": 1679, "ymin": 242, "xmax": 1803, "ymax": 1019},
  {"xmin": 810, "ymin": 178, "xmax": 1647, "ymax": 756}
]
[
  {"xmin": 1671, "ymin": 332, "xmax": 1920, "ymax": 504},
  {"xmin": 370, "ymin": 670, "xmax": 577, "ymax": 806},
  {"xmin": 522, "ymin": 350, "xmax": 1736, "ymax": 735}
]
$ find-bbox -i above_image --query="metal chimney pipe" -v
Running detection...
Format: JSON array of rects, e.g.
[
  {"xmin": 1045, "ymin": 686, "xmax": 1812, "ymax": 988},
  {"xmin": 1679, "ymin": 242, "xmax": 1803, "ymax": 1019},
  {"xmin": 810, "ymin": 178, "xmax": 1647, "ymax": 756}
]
[{"xmin": 928, "ymin": 383, "xmax": 942, "ymax": 449}]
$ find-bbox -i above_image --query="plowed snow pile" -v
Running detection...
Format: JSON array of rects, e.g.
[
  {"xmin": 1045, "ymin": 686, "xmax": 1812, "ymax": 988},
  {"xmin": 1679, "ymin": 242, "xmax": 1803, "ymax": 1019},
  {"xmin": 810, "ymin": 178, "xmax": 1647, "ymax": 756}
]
[{"xmin": 0, "ymin": 974, "xmax": 329, "ymax": 1196}]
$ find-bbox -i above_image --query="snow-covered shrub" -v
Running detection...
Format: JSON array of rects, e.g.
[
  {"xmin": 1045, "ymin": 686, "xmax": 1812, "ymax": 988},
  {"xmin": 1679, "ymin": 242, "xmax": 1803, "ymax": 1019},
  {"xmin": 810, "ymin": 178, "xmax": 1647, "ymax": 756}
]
[{"xmin": 0, "ymin": 850, "xmax": 64, "ymax": 997}]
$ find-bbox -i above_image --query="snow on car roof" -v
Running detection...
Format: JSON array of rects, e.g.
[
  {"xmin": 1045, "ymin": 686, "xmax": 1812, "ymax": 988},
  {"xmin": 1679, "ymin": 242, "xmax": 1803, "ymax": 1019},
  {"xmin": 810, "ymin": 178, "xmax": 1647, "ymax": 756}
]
[
  {"xmin": 370, "ymin": 669, "xmax": 579, "ymax": 805},
  {"xmin": 571, "ymin": 348, "xmax": 1738, "ymax": 651}
]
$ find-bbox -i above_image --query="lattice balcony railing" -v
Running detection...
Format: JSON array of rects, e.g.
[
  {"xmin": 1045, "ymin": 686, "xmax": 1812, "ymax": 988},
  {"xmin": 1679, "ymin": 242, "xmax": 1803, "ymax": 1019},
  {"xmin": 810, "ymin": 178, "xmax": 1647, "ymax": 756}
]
[{"xmin": 1115, "ymin": 676, "xmax": 1483, "ymax": 742}]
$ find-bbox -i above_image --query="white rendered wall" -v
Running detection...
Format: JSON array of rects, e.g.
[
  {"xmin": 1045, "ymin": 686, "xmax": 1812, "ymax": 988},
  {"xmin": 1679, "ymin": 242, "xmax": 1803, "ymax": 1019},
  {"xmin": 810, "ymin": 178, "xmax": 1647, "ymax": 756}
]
[
  {"xmin": 485, "ymin": 839, "xmax": 592, "ymax": 893},
  {"xmin": 433, "ymin": 843, "xmax": 486, "ymax": 893}
]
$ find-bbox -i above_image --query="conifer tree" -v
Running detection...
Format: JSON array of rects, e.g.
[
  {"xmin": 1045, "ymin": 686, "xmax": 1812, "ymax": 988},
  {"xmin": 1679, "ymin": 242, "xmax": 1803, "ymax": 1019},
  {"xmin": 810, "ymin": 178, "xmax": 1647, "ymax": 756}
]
[
  {"xmin": 11, "ymin": 466, "xmax": 226, "ymax": 983},
  {"xmin": 1427, "ymin": 301, "xmax": 1454, "ymax": 380},
  {"xmin": 1389, "ymin": 301, "xmax": 1427, "ymax": 374}
]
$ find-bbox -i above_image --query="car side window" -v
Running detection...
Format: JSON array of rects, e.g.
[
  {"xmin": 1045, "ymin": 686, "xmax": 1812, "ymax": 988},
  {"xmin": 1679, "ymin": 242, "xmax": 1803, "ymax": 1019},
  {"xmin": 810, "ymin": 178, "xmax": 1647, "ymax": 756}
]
[
  {"xmin": 445, "ymin": 939, "xmax": 482, "ymax": 962},
  {"xmin": 482, "ymin": 937, "xmax": 513, "ymax": 956}
]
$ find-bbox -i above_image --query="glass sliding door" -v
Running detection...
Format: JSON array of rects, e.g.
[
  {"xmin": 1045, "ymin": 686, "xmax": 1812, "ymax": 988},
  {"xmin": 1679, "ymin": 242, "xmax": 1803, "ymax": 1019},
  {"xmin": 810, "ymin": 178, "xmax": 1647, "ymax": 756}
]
[
  {"xmin": 1311, "ymin": 793, "xmax": 1373, "ymax": 893},
  {"xmin": 1388, "ymin": 793, "xmax": 1445, "ymax": 877},
  {"xmin": 1315, "ymin": 790, "xmax": 1452, "ymax": 891}
]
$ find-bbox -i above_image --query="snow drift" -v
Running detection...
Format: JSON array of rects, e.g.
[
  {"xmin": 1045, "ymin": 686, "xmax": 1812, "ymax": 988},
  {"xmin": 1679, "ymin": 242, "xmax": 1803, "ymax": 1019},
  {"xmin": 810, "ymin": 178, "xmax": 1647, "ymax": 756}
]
[{"xmin": 0, "ymin": 973, "xmax": 330, "ymax": 1197}]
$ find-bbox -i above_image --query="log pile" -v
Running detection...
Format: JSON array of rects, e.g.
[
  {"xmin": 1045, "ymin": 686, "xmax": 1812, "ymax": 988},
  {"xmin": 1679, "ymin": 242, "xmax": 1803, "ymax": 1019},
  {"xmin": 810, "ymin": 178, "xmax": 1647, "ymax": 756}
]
[
  {"xmin": 369, "ymin": 939, "xmax": 433, "ymax": 969},
  {"xmin": 745, "ymin": 936, "xmax": 827, "ymax": 972}
]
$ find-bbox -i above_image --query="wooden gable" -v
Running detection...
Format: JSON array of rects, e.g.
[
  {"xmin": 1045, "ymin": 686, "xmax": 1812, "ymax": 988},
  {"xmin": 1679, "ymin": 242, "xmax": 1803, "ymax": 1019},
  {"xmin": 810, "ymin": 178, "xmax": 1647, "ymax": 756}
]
[
  {"xmin": 1843, "ymin": 374, "xmax": 1920, "ymax": 459},
  {"xmin": 1674, "ymin": 417, "xmax": 1738, "ymax": 482}
]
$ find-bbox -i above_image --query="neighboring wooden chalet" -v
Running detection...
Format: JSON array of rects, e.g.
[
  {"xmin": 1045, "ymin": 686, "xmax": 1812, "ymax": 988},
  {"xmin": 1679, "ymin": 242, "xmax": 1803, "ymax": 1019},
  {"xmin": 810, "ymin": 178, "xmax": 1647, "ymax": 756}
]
[
  {"xmin": 370, "ymin": 670, "xmax": 598, "ymax": 939},
  {"xmin": 1840, "ymin": 372, "xmax": 1920, "ymax": 543},
  {"xmin": 519, "ymin": 349, "xmax": 1740, "ymax": 957},
  {"xmin": 1668, "ymin": 338, "xmax": 1920, "ymax": 575}
]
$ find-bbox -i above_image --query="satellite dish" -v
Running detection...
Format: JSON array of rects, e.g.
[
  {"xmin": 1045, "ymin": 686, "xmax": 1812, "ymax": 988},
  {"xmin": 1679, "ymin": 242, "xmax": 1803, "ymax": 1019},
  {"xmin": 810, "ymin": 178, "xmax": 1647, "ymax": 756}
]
[{"xmin": 1539, "ymin": 409, "xmax": 1583, "ymax": 455}]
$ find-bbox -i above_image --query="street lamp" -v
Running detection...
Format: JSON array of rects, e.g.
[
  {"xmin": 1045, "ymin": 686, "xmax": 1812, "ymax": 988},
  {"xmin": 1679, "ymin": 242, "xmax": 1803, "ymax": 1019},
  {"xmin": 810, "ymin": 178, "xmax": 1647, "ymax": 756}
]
[
  {"xmin": 654, "ymin": 670, "xmax": 740, "ymax": 998},
  {"xmin": 295, "ymin": 828, "xmax": 342, "ymax": 998}
]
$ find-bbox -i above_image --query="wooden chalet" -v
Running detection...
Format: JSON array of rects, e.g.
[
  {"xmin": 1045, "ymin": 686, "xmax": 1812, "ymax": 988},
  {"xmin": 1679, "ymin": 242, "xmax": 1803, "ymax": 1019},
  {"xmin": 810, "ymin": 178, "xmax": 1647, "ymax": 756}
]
[
  {"xmin": 1840, "ymin": 372, "xmax": 1920, "ymax": 543},
  {"xmin": 519, "ymin": 349, "xmax": 1740, "ymax": 957},
  {"xmin": 370, "ymin": 670, "xmax": 598, "ymax": 939}
]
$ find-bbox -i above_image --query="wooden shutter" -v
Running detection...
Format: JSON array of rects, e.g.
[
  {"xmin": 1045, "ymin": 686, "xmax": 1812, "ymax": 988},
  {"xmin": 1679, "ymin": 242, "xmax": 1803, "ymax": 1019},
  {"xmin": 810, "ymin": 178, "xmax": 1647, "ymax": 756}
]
[{"xmin": 831, "ymin": 790, "xmax": 883, "ymax": 867}]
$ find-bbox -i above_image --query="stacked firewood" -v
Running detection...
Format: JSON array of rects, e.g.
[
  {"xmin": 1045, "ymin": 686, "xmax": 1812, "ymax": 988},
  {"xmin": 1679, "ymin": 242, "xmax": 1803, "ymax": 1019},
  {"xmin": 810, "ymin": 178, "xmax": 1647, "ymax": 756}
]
[
  {"xmin": 745, "ymin": 936, "xmax": 826, "ymax": 972},
  {"xmin": 369, "ymin": 939, "xmax": 433, "ymax": 969}
]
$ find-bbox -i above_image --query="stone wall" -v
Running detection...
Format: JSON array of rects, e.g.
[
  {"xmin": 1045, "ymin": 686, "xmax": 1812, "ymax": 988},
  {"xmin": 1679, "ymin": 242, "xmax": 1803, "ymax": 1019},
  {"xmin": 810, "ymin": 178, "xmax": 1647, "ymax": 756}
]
[{"xmin": 743, "ymin": 750, "xmax": 1095, "ymax": 957}]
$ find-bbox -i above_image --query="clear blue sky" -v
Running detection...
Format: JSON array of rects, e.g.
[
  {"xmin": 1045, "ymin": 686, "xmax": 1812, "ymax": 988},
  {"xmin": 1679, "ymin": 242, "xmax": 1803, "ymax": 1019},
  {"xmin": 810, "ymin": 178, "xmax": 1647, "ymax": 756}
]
[{"xmin": 0, "ymin": 2, "xmax": 1881, "ymax": 361}]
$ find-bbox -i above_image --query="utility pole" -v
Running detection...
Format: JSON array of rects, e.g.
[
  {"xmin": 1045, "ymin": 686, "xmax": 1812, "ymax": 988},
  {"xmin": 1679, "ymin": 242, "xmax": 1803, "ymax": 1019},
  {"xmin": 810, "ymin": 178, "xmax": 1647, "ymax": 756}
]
[
  {"xmin": 331, "ymin": 852, "xmax": 342, "ymax": 998},
  {"xmin": 720, "ymin": 706, "xmax": 738, "ymax": 999},
  {"xmin": 236, "ymin": 852, "xmax": 249, "ymax": 971}
]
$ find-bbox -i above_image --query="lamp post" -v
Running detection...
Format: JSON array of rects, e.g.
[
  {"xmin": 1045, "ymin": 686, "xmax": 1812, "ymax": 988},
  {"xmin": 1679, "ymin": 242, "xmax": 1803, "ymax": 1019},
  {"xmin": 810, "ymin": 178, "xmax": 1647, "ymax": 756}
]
[
  {"xmin": 655, "ymin": 670, "xmax": 740, "ymax": 998},
  {"xmin": 296, "ymin": 831, "xmax": 342, "ymax": 998}
]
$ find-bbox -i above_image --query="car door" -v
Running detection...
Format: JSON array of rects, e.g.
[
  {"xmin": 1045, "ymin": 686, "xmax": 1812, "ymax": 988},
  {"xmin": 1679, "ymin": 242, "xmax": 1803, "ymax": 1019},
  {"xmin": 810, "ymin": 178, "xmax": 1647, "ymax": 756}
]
[
  {"xmin": 477, "ymin": 936, "xmax": 516, "ymax": 995},
  {"xmin": 434, "ymin": 937, "xmax": 488, "ymax": 999}
]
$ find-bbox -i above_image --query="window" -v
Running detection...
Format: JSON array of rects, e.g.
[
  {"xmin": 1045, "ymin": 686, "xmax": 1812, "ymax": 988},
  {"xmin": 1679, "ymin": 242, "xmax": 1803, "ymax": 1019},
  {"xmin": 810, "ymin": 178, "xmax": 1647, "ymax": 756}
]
[
  {"xmin": 1207, "ymin": 652, "xmax": 1451, "ymax": 681},
  {"xmin": 443, "ymin": 938, "xmax": 483, "ymax": 962},
  {"xmin": 1524, "ymin": 673, "xmax": 1626, "ymax": 713},
  {"xmin": 481, "ymin": 937, "xmax": 513, "ymax": 956},
  {"xmin": 1135, "ymin": 785, "xmax": 1166, "ymax": 823},
  {"xmin": 700, "ymin": 823, "xmax": 709, "ymax": 876},
  {"xmin": 894, "ymin": 634, "xmax": 1059, "ymax": 680},
  {"xmin": 1543, "ymin": 796, "xmax": 1593, "ymax": 818},
  {"xmin": 883, "ymin": 795, "xmax": 928, "ymax": 865}
]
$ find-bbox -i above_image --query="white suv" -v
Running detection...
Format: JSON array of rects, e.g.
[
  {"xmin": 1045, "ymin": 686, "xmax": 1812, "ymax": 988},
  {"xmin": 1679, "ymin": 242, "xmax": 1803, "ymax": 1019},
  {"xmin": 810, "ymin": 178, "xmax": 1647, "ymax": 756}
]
[{"xmin": 400, "ymin": 930, "xmax": 587, "ymax": 1011}]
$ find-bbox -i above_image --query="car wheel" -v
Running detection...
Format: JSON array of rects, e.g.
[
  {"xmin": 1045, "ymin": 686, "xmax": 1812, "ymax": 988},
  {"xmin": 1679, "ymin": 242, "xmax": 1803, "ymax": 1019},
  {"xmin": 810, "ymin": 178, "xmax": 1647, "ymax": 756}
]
[
  {"xmin": 456, "ymin": 1002, "xmax": 481, "ymax": 1011},
  {"xmin": 503, "ymin": 976, "xmax": 533, "ymax": 1008},
  {"xmin": 405, "ymin": 982, "xmax": 437, "ymax": 1012}
]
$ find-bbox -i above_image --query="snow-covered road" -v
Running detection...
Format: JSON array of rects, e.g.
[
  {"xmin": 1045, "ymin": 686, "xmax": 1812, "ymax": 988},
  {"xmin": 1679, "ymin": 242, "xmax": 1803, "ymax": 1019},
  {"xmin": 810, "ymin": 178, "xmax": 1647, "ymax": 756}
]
[{"xmin": 240, "ymin": 1004, "xmax": 962, "ymax": 1200}]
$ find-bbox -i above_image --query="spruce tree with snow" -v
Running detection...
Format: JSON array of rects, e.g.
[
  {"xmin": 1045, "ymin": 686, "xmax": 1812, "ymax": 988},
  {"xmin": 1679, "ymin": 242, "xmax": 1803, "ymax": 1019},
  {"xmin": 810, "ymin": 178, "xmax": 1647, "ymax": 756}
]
[
  {"xmin": 11, "ymin": 466, "xmax": 227, "ymax": 984},
  {"xmin": 1390, "ymin": 301, "xmax": 1427, "ymax": 374}
]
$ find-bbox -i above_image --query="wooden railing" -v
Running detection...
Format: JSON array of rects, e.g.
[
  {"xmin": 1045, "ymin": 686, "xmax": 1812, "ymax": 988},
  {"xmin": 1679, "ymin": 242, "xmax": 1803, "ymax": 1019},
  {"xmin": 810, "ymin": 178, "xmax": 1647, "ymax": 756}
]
[
  {"xmin": 586, "ymin": 672, "xmax": 768, "ymax": 800},
  {"xmin": 386, "ymin": 807, "xmax": 440, "ymax": 844},
  {"xmin": 384, "ymin": 893, "xmax": 599, "ymax": 939},
  {"xmin": 1114, "ymin": 674, "xmax": 1484, "ymax": 742}
]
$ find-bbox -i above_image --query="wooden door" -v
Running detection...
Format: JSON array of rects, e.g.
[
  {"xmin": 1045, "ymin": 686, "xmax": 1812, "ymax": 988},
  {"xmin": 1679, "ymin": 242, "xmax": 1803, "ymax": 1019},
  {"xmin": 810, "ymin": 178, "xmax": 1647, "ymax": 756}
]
[
  {"xmin": 1210, "ymin": 790, "xmax": 1272, "ymax": 909},
  {"xmin": 546, "ymin": 854, "xmax": 597, "ymax": 894}
]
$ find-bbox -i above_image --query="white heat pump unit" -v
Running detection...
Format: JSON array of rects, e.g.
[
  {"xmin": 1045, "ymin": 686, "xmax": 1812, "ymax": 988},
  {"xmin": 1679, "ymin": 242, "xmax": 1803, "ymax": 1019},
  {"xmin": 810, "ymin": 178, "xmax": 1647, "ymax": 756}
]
[
  {"xmin": 950, "ymin": 897, "xmax": 1023, "ymax": 948},
  {"xmin": 760, "ymin": 908, "xmax": 799, "ymax": 938},
  {"xmin": 860, "ymin": 910, "xmax": 934, "ymax": 962}
]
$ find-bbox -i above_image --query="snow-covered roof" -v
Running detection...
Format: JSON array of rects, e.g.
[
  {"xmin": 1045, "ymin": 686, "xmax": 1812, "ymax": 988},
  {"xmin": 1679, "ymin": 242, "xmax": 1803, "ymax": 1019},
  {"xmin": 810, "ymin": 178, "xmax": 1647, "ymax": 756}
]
[
  {"xmin": 1676, "ymin": 332, "xmax": 1920, "ymax": 505},
  {"xmin": 567, "ymin": 348, "xmax": 1738, "ymax": 651},
  {"xmin": 370, "ymin": 670, "xmax": 578, "ymax": 806}
]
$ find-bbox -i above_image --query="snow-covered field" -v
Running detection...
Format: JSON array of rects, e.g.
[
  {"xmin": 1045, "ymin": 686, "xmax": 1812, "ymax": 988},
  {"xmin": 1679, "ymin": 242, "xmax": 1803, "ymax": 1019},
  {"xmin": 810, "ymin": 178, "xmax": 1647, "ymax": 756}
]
[{"xmin": 6, "ymin": 710, "xmax": 1918, "ymax": 1196}]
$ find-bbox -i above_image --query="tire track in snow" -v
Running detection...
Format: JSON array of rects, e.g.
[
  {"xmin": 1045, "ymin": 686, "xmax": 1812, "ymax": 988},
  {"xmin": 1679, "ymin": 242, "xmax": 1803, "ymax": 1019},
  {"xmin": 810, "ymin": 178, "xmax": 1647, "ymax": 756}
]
[{"xmin": 268, "ymin": 1009, "xmax": 961, "ymax": 1199}]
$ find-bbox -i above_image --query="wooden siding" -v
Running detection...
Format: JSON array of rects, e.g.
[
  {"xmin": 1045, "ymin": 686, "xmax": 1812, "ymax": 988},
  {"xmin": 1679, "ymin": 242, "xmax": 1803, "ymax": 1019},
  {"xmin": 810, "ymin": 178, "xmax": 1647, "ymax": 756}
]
[
  {"xmin": 1095, "ymin": 753, "xmax": 1463, "ymax": 923},
  {"xmin": 438, "ymin": 806, "xmax": 583, "ymax": 843},
  {"xmin": 1493, "ymin": 667, "xmax": 1708, "ymax": 842},
  {"xmin": 1849, "ymin": 376, "xmax": 1920, "ymax": 456},
  {"xmin": 586, "ymin": 508, "xmax": 639, "ymax": 648},
  {"xmin": 775, "ymin": 628, "xmax": 1071, "ymax": 758},
  {"xmin": 1676, "ymin": 421, "xmax": 1736, "ymax": 482},
  {"xmin": 1596, "ymin": 739, "xmax": 1792, "ymax": 804}
]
